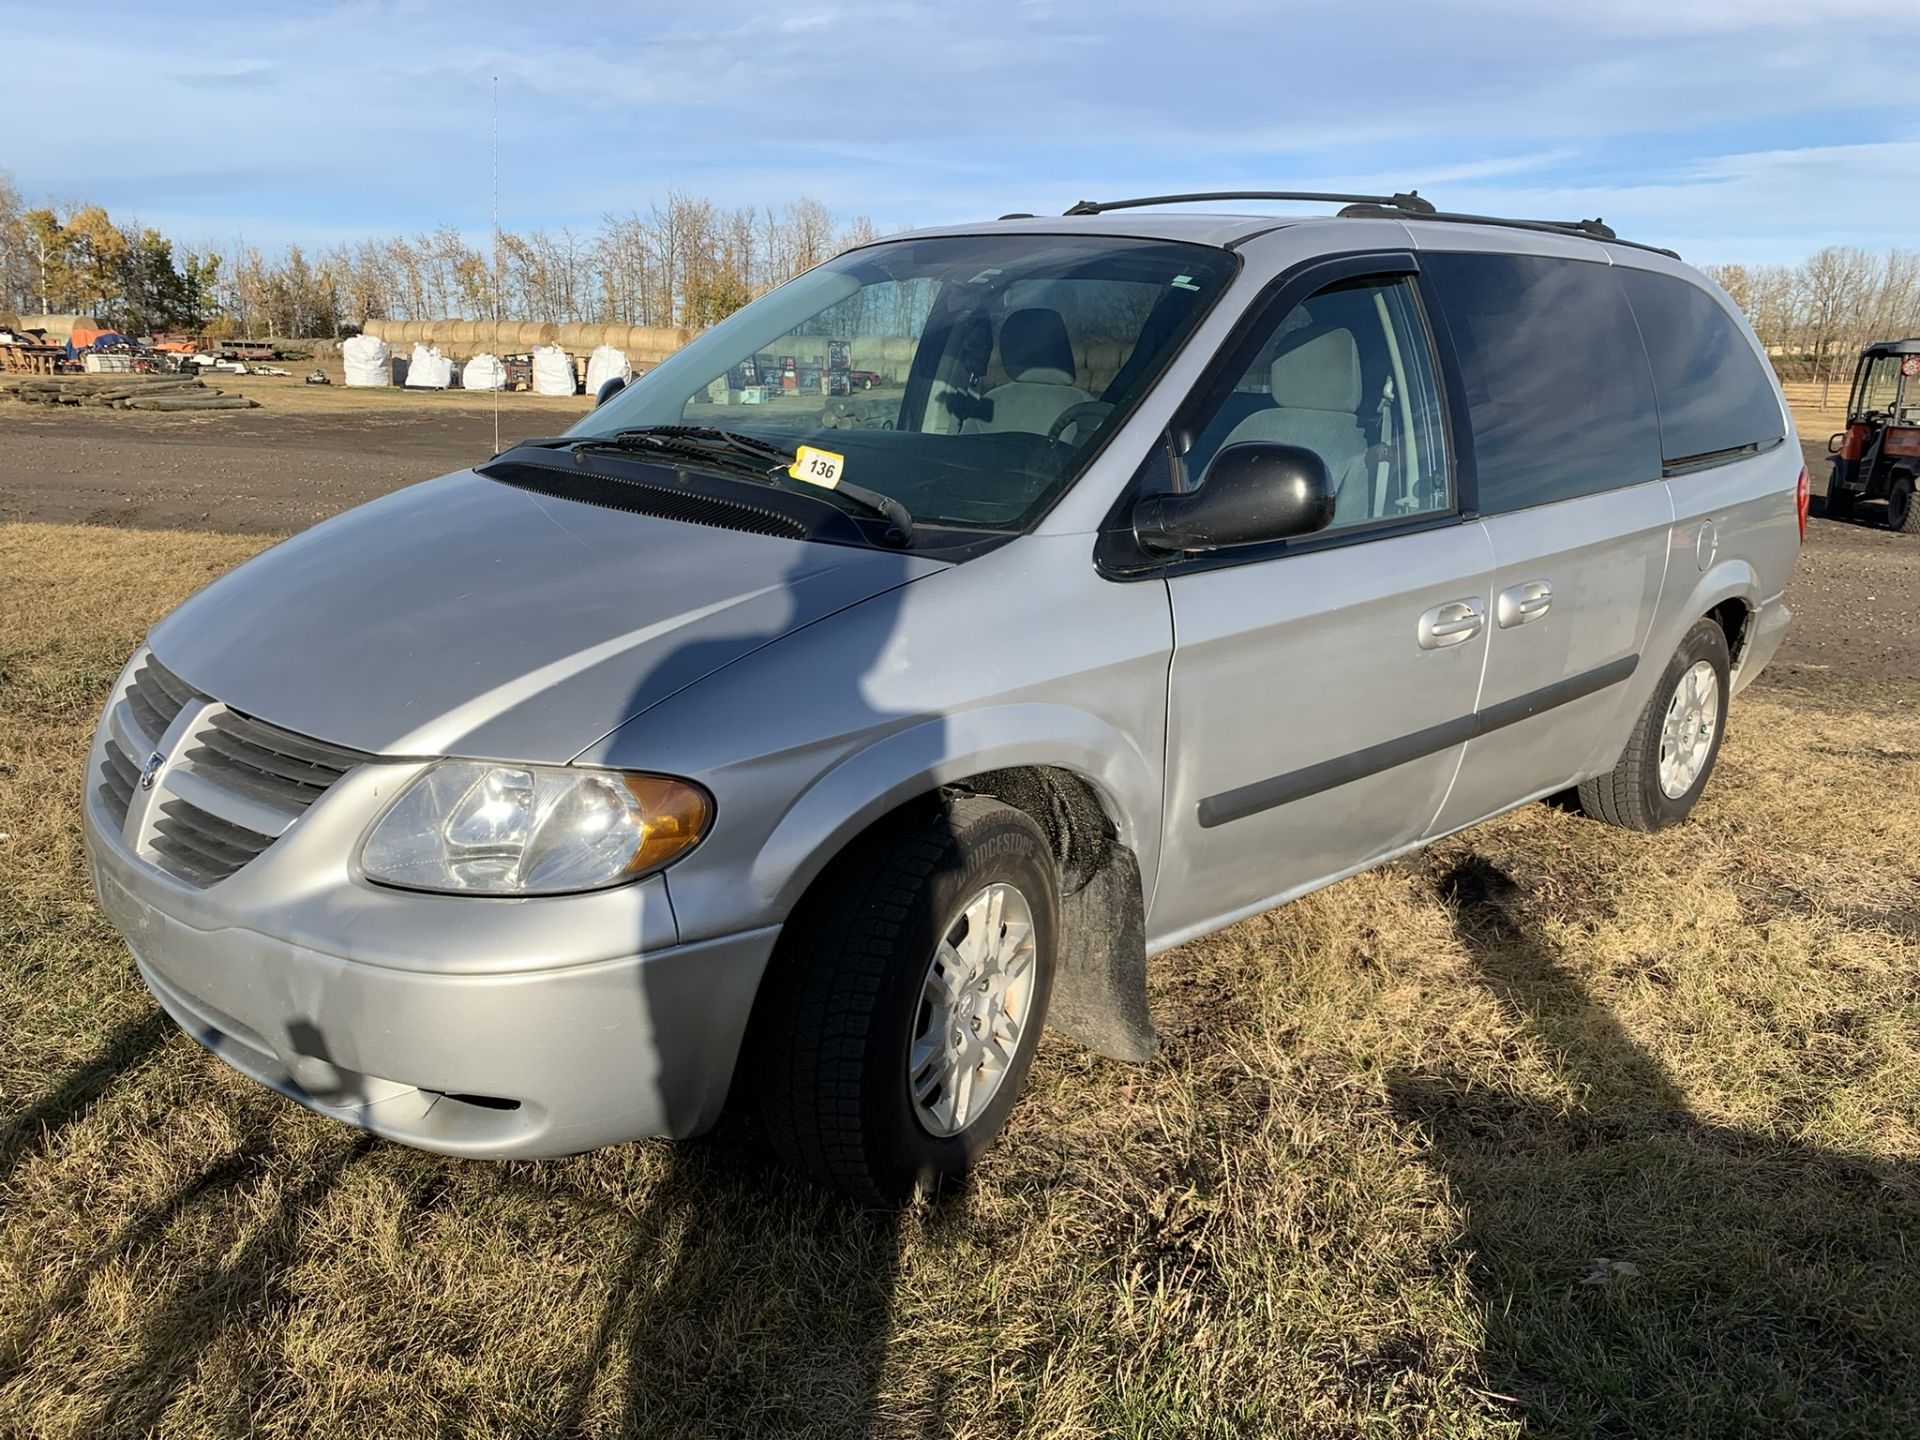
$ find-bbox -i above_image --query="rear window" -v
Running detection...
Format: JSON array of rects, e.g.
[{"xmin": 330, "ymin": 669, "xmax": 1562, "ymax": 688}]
[
  {"xmin": 1616, "ymin": 268, "xmax": 1784, "ymax": 467},
  {"xmin": 1423, "ymin": 252, "xmax": 1661, "ymax": 514}
]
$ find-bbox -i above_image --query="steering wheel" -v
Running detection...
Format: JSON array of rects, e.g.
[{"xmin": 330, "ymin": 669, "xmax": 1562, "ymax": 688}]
[{"xmin": 1047, "ymin": 400, "xmax": 1116, "ymax": 445}]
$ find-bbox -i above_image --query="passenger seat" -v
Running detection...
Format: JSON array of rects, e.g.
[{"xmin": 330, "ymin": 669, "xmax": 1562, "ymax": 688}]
[
  {"xmin": 964, "ymin": 308, "xmax": 1093, "ymax": 437},
  {"xmin": 1218, "ymin": 329, "xmax": 1370, "ymax": 524}
]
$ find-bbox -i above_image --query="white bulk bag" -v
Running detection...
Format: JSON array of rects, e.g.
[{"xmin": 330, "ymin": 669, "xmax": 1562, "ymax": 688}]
[
  {"xmin": 532, "ymin": 345, "xmax": 576, "ymax": 396},
  {"xmin": 342, "ymin": 334, "xmax": 391, "ymax": 386},
  {"xmin": 462, "ymin": 353, "xmax": 506, "ymax": 391},
  {"xmin": 584, "ymin": 344, "xmax": 633, "ymax": 396},
  {"xmin": 404, "ymin": 344, "xmax": 454, "ymax": 389}
]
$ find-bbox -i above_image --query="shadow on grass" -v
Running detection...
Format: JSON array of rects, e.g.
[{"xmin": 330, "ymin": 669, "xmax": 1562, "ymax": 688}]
[
  {"xmin": 1393, "ymin": 855, "xmax": 1920, "ymax": 1436},
  {"xmin": 82, "ymin": 1133, "xmax": 378, "ymax": 1435},
  {"xmin": 0, "ymin": 1008, "xmax": 173, "ymax": 1184},
  {"xmin": 541, "ymin": 1129, "xmax": 931, "ymax": 1439}
]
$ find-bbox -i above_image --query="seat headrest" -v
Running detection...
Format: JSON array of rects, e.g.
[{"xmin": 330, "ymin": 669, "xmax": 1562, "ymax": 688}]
[
  {"xmin": 1269, "ymin": 329, "xmax": 1362, "ymax": 413},
  {"xmin": 998, "ymin": 308, "xmax": 1077, "ymax": 386}
]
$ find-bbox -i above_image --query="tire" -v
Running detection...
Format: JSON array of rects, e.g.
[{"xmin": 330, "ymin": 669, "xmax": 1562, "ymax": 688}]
[
  {"xmin": 1825, "ymin": 485, "xmax": 1856, "ymax": 522},
  {"xmin": 1576, "ymin": 618, "xmax": 1731, "ymax": 832},
  {"xmin": 752, "ymin": 794, "xmax": 1058, "ymax": 1205},
  {"xmin": 1891, "ymin": 476, "xmax": 1920, "ymax": 535}
]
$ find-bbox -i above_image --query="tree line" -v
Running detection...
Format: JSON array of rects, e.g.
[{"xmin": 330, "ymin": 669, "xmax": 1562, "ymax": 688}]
[
  {"xmin": 5, "ymin": 167, "xmax": 1917, "ymax": 368},
  {"xmin": 1700, "ymin": 248, "xmax": 1918, "ymax": 384},
  {"xmin": 0, "ymin": 172, "xmax": 877, "ymax": 340}
]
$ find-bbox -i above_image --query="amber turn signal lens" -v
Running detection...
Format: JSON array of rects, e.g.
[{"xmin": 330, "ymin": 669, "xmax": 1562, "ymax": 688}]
[{"xmin": 621, "ymin": 775, "xmax": 714, "ymax": 874}]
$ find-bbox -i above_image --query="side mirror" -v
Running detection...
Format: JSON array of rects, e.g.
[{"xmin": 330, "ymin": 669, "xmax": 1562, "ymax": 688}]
[
  {"xmin": 595, "ymin": 375, "xmax": 628, "ymax": 408},
  {"xmin": 1132, "ymin": 442, "xmax": 1336, "ymax": 554},
  {"xmin": 1827, "ymin": 431, "xmax": 1846, "ymax": 454}
]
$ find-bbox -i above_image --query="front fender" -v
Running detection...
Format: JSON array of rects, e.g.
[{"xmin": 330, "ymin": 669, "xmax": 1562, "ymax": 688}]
[{"xmin": 744, "ymin": 702, "xmax": 1160, "ymax": 925}]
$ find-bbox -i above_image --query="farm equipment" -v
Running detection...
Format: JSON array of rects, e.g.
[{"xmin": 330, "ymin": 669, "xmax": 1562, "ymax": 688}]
[{"xmin": 1826, "ymin": 337, "xmax": 1920, "ymax": 533}]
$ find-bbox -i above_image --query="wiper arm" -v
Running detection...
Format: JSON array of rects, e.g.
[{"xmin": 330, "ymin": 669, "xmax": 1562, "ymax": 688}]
[{"xmin": 563, "ymin": 425, "xmax": 916, "ymax": 545}]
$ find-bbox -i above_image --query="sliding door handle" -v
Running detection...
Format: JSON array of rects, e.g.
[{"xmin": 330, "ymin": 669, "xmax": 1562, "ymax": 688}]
[
  {"xmin": 1496, "ymin": 580, "xmax": 1553, "ymax": 628},
  {"xmin": 1418, "ymin": 598, "xmax": 1485, "ymax": 649}
]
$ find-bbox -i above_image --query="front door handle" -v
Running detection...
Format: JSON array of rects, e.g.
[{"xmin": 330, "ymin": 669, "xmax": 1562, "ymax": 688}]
[
  {"xmin": 1496, "ymin": 580, "xmax": 1553, "ymax": 628},
  {"xmin": 1418, "ymin": 598, "xmax": 1485, "ymax": 649}
]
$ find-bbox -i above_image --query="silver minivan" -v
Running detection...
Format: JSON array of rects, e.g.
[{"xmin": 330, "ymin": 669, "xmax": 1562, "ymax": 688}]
[{"xmin": 84, "ymin": 192, "xmax": 1803, "ymax": 1203}]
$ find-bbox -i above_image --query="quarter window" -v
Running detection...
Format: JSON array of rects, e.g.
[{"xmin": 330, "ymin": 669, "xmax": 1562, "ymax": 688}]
[
  {"xmin": 1183, "ymin": 276, "xmax": 1452, "ymax": 533},
  {"xmin": 1423, "ymin": 252, "xmax": 1661, "ymax": 512},
  {"xmin": 1615, "ymin": 268, "xmax": 1785, "ymax": 465}
]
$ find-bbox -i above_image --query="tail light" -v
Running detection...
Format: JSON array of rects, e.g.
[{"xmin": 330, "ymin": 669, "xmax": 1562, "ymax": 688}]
[{"xmin": 1796, "ymin": 466, "xmax": 1809, "ymax": 539}]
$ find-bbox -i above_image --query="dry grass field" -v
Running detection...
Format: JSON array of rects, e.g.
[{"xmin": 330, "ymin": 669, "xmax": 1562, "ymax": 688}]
[{"xmin": 1, "ymin": 400, "xmax": 1918, "ymax": 1436}]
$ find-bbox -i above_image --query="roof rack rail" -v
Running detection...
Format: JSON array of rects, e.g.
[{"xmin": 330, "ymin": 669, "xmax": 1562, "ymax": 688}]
[
  {"xmin": 1334, "ymin": 200, "xmax": 1680, "ymax": 260},
  {"xmin": 1062, "ymin": 190, "xmax": 1437, "ymax": 217}
]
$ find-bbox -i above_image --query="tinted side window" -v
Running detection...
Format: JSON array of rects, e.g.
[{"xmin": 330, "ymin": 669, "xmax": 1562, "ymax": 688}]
[
  {"xmin": 1424, "ymin": 252, "xmax": 1660, "ymax": 513},
  {"xmin": 1616, "ymin": 268, "xmax": 1785, "ymax": 463}
]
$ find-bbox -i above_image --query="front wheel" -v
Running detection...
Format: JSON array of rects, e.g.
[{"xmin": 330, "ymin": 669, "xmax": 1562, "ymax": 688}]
[
  {"xmin": 1825, "ymin": 485, "xmax": 1857, "ymax": 521},
  {"xmin": 1891, "ymin": 476, "xmax": 1920, "ymax": 535},
  {"xmin": 751, "ymin": 795, "xmax": 1057, "ymax": 1205},
  {"xmin": 1576, "ymin": 618, "xmax": 1731, "ymax": 832}
]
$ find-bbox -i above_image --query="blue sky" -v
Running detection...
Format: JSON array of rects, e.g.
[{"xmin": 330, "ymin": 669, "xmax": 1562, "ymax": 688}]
[{"xmin": 6, "ymin": 0, "xmax": 1917, "ymax": 267}]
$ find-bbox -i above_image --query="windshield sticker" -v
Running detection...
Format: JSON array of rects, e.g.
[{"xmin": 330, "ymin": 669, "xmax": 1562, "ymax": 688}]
[
  {"xmin": 788, "ymin": 445, "xmax": 847, "ymax": 490},
  {"xmin": 1170, "ymin": 274, "xmax": 1201, "ymax": 291}
]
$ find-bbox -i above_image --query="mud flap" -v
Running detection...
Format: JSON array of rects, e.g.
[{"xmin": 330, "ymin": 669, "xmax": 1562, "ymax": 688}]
[{"xmin": 1048, "ymin": 842, "xmax": 1159, "ymax": 1063}]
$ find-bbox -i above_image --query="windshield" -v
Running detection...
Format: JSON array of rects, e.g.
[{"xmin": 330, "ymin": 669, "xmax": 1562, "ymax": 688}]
[{"xmin": 570, "ymin": 234, "xmax": 1237, "ymax": 532}]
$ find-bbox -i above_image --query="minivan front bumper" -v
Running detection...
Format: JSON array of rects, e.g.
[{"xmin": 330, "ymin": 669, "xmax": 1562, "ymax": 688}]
[{"xmin": 84, "ymin": 772, "xmax": 779, "ymax": 1161}]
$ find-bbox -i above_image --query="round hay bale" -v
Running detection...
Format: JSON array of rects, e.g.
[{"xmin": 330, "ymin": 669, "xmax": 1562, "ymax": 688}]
[
  {"xmin": 449, "ymin": 320, "xmax": 478, "ymax": 344},
  {"xmin": 534, "ymin": 322, "xmax": 560, "ymax": 346},
  {"xmin": 555, "ymin": 323, "xmax": 589, "ymax": 350}
]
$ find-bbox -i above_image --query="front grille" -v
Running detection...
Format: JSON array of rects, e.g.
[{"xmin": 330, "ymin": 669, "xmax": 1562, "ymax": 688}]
[
  {"xmin": 150, "ymin": 798, "xmax": 277, "ymax": 888},
  {"xmin": 124, "ymin": 657, "xmax": 197, "ymax": 744},
  {"xmin": 96, "ymin": 651, "xmax": 370, "ymax": 887},
  {"xmin": 98, "ymin": 736, "xmax": 141, "ymax": 823},
  {"xmin": 184, "ymin": 709, "xmax": 365, "ymax": 810},
  {"xmin": 97, "ymin": 655, "xmax": 198, "ymax": 827}
]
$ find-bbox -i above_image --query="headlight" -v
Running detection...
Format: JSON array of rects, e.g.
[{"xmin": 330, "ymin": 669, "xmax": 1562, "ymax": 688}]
[{"xmin": 360, "ymin": 761, "xmax": 712, "ymax": 895}]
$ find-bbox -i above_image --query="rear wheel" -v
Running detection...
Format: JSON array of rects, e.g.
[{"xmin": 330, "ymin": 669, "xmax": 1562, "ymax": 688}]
[
  {"xmin": 752, "ymin": 795, "xmax": 1057, "ymax": 1205},
  {"xmin": 1891, "ymin": 476, "xmax": 1920, "ymax": 535},
  {"xmin": 1576, "ymin": 618, "xmax": 1731, "ymax": 832}
]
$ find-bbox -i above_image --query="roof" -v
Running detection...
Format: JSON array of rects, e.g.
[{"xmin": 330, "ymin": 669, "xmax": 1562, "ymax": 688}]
[
  {"xmin": 898, "ymin": 211, "xmax": 1305, "ymax": 248},
  {"xmin": 1863, "ymin": 337, "xmax": 1920, "ymax": 357},
  {"xmin": 882, "ymin": 208, "xmax": 1659, "ymax": 261}
]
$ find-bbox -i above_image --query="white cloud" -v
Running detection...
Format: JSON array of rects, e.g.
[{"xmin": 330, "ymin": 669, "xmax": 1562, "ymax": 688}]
[{"xmin": 2, "ymin": 0, "xmax": 1913, "ymax": 261}]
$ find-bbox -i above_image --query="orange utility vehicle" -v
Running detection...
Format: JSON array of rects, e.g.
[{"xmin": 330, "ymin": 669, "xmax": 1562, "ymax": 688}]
[{"xmin": 1826, "ymin": 337, "xmax": 1920, "ymax": 533}]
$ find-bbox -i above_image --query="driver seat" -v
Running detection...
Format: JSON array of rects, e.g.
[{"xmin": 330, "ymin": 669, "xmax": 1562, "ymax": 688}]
[{"xmin": 963, "ymin": 308, "xmax": 1093, "ymax": 437}]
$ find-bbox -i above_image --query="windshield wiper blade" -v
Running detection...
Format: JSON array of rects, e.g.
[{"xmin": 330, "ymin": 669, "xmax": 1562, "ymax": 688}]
[{"xmin": 565, "ymin": 425, "xmax": 916, "ymax": 545}]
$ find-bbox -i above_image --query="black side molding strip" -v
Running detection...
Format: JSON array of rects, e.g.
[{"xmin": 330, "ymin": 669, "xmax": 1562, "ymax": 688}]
[{"xmin": 1196, "ymin": 653, "xmax": 1641, "ymax": 828}]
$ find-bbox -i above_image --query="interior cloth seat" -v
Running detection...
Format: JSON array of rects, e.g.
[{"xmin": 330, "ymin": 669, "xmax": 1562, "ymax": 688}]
[
  {"xmin": 1217, "ymin": 329, "xmax": 1371, "ymax": 525},
  {"xmin": 963, "ymin": 308, "xmax": 1093, "ymax": 437}
]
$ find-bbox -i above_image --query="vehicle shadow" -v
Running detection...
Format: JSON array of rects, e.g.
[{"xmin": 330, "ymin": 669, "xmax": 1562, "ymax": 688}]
[
  {"xmin": 544, "ymin": 468, "xmax": 950, "ymax": 1436},
  {"xmin": 0, "ymin": 1008, "xmax": 174, "ymax": 1184},
  {"xmin": 541, "ymin": 1133, "xmax": 951, "ymax": 1437},
  {"xmin": 1391, "ymin": 854, "xmax": 1920, "ymax": 1435}
]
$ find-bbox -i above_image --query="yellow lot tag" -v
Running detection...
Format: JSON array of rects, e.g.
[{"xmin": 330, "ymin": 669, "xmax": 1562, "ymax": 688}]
[{"xmin": 788, "ymin": 445, "xmax": 845, "ymax": 490}]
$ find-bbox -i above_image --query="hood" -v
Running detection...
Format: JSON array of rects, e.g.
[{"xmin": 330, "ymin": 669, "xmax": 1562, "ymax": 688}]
[{"xmin": 148, "ymin": 471, "xmax": 944, "ymax": 762}]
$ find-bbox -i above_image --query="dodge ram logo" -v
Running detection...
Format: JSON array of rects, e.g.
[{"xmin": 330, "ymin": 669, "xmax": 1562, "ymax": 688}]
[{"xmin": 139, "ymin": 750, "xmax": 165, "ymax": 791}]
